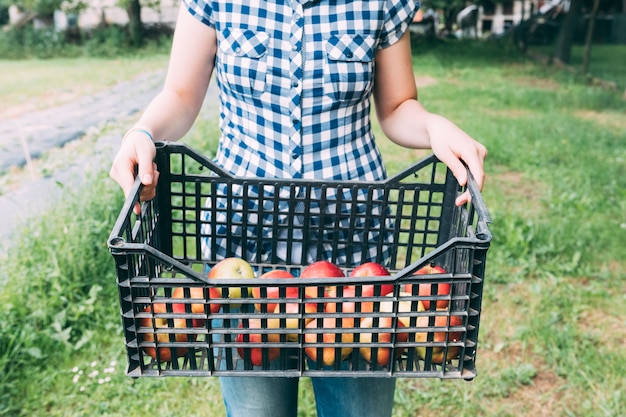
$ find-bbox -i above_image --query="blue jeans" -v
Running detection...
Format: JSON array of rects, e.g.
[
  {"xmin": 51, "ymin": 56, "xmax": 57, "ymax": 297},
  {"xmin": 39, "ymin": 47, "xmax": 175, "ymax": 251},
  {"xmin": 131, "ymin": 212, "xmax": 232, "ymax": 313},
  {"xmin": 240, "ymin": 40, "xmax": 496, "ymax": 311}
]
[{"xmin": 219, "ymin": 375, "xmax": 396, "ymax": 417}]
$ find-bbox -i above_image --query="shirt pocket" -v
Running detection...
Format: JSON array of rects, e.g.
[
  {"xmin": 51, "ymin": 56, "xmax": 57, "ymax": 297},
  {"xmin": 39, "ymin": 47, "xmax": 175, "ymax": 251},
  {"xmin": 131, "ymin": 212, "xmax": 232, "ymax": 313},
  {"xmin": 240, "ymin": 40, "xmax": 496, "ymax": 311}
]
[
  {"xmin": 323, "ymin": 34, "xmax": 376, "ymax": 103},
  {"xmin": 218, "ymin": 28, "xmax": 269, "ymax": 98}
]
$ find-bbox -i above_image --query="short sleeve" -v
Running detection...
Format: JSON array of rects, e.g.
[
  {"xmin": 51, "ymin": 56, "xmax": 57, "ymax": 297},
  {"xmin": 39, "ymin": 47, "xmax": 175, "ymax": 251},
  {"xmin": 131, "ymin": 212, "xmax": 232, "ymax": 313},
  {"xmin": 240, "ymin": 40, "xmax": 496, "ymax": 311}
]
[
  {"xmin": 379, "ymin": 0, "xmax": 420, "ymax": 49},
  {"xmin": 182, "ymin": 0, "xmax": 214, "ymax": 28}
]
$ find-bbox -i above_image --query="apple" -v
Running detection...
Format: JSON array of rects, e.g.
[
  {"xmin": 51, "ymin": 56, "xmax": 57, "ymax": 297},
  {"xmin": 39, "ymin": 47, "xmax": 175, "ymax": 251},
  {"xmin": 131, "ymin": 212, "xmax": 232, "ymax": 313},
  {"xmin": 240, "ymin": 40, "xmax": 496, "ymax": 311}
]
[
  {"xmin": 300, "ymin": 260, "xmax": 345, "ymax": 279},
  {"xmin": 414, "ymin": 313, "xmax": 464, "ymax": 364},
  {"xmin": 358, "ymin": 316, "xmax": 409, "ymax": 367},
  {"xmin": 252, "ymin": 269, "xmax": 298, "ymax": 313},
  {"xmin": 404, "ymin": 264, "xmax": 450, "ymax": 310},
  {"xmin": 304, "ymin": 316, "xmax": 356, "ymax": 367},
  {"xmin": 139, "ymin": 302, "xmax": 195, "ymax": 362},
  {"xmin": 300, "ymin": 260, "xmax": 345, "ymax": 311},
  {"xmin": 379, "ymin": 292, "xmax": 426, "ymax": 328},
  {"xmin": 172, "ymin": 286, "xmax": 219, "ymax": 318},
  {"xmin": 236, "ymin": 318, "xmax": 282, "ymax": 367},
  {"xmin": 349, "ymin": 262, "xmax": 394, "ymax": 298},
  {"xmin": 325, "ymin": 286, "xmax": 374, "ymax": 314},
  {"xmin": 207, "ymin": 257, "xmax": 255, "ymax": 308},
  {"xmin": 273, "ymin": 300, "xmax": 316, "ymax": 342}
]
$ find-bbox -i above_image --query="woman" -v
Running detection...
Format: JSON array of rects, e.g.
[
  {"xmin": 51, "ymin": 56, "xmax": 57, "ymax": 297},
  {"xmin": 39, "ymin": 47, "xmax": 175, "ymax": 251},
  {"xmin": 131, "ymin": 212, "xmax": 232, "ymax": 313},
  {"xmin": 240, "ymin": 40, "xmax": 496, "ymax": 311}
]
[{"xmin": 110, "ymin": 1, "xmax": 487, "ymax": 416}]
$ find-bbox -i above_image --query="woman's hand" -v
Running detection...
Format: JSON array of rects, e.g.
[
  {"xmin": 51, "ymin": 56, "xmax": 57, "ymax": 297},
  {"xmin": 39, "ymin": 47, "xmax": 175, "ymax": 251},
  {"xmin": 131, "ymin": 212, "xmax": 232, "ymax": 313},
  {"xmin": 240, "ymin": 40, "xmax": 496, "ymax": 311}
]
[
  {"xmin": 109, "ymin": 132, "xmax": 159, "ymax": 214},
  {"xmin": 425, "ymin": 114, "xmax": 487, "ymax": 205}
]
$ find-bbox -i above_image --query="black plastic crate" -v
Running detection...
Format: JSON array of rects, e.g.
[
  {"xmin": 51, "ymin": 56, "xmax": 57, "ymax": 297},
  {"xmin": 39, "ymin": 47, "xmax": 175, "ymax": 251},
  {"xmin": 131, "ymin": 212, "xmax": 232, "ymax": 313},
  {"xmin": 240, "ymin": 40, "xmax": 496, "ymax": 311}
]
[{"xmin": 108, "ymin": 142, "xmax": 492, "ymax": 379}]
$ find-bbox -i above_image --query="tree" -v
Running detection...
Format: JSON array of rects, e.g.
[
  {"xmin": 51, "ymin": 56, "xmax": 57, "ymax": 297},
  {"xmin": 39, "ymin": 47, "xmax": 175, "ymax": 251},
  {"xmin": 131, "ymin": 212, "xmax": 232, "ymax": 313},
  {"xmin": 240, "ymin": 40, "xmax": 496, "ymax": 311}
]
[
  {"xmin": 10, "ymin": 0, "xmax": 63, "ymax": 19},
  {"xmin": 582, "ymin": 0, "xmax": 601, "ymax": 73},
  {"xmin": 421, "ymin": 0, "xmax": 467, "ymax": 33},
  {"xmin": 121, "ymin": 0, "xmax": 144, "ymax": 46},
  {"xmin": 552, "ymin": 0, "xmax": 583, "ymax": 63}
]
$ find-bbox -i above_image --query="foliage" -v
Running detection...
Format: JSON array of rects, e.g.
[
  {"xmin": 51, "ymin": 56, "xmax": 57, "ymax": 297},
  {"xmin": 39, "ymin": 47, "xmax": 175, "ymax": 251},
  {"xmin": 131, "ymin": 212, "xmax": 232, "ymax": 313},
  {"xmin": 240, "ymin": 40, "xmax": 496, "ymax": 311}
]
[
  {"xmin": 0, "ymin": 171, "xmax": 123, "ymax": 415},
  {"xmin": 0, "ymin": 23, "xmax": 172, "ymax": 59},
  {"xmin": 7, "ymin": 0, "xmax": 62, "ymax": 17},
  {"xmin": 0, "ymin": 24, "xmax": 72, "ymax": 59}
]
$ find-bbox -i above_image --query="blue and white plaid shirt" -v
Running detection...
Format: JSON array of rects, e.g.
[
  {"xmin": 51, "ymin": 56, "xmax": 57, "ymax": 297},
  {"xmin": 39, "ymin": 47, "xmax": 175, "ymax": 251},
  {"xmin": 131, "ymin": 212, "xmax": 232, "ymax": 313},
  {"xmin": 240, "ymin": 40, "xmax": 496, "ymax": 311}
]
[{"xmin": 185, "ymin": 0, "xmax": 420, "ymax": 265}]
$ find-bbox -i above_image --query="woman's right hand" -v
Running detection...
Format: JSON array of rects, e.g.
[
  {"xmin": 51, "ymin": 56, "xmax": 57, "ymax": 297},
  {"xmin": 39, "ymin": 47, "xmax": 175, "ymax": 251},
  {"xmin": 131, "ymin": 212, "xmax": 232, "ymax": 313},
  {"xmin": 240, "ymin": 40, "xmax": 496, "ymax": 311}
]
[{"xmin": 109, "ymin": 130, "xmax": 159, "ymax": 214}]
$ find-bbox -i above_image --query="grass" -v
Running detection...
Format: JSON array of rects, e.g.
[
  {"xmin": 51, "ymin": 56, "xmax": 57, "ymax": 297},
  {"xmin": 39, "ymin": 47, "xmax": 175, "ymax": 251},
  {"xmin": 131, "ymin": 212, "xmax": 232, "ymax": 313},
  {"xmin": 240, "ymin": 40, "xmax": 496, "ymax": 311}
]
[
  {"xmin": 1, "ymin": 38, "xmax": 625, "ymax": 416},
  {"xmin": 0, "ymin": 55, "xmax": 169, "ymax": 117},
  {"xmin": 529, "ymin": 43, "xmax": 626, "ymax": 89}
]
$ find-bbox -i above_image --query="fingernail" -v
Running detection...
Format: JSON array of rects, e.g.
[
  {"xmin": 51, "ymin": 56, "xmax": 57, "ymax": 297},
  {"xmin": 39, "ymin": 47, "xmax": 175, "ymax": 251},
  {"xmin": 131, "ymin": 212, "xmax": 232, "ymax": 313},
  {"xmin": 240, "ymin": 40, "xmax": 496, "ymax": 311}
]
[{"xmin": 142, "ymin": 174, "xmax": 153, "ymax": 184}]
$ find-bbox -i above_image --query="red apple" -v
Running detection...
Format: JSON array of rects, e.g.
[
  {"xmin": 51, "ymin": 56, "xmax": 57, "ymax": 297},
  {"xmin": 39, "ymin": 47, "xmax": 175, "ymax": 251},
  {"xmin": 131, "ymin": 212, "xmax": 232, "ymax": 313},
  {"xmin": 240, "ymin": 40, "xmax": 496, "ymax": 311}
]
[
  {"xmin": 300, "ymin": 260, "xmax": 345, "ymax": 311},
  {"xmin": 252, "ymin": 269, "xmax": 297, "ymax": 313},
  {"xmin": 304, "ymin": 316, "xmax": 355, "ymax": 367},
  {"xmin": 300, "ymin": 260, "xmax": 345, "ymax": 279},
  {"xmin": 325, "ymin": 286, "xmax": 374, "ymax": 314},
  {"xmin": 139, "ymin": 302, "xmax": 195, "ymax": 362},
  {"xmin": 404, "ymin": 265, "xmax": 450, "ymax": 310},
  {"xmin": 207, "ymin": 257, "xmax": 255, "ymax": 308},
  {"xmin": 349, "ymin": 262, "xmax": 394, "ymax": 298},
  {"xmin": 414, "ymin": 313, "xmax": 464, "ymax": 364},
  {"xmin": 236, "ymin": 318, "xmax": 282, "ymax": 367},
  {"xmin": 358, "ymin": 316, "xmax": 409, "ymax": 366}
]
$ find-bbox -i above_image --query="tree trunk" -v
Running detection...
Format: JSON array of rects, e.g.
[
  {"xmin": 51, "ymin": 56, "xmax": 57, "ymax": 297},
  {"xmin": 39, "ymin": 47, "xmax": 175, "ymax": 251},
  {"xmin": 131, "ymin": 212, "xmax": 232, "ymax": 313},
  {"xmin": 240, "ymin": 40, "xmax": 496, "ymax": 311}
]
[
  {"xmin": 126, "ymin": 0, "xmax": 143, "ymax": 46},
  {"xmin": 553, "ymin": 0, "xmax": 583, "ymax": 64},
  {"xmin": 582, "ymin": 0, "xmax": 601, "ymax": 74}
]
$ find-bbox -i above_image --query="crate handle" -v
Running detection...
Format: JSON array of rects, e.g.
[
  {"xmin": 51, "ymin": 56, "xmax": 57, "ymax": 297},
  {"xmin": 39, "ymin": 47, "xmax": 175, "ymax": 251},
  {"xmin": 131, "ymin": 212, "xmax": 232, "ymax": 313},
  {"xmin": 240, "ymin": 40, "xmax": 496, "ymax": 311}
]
[
  {"xmin": 108, "ymin": 175, "xmax": 144, "ymax": 248},
  {"xmin": 466, "ymin": 170, "xmax": 492, "ymax": 241}
]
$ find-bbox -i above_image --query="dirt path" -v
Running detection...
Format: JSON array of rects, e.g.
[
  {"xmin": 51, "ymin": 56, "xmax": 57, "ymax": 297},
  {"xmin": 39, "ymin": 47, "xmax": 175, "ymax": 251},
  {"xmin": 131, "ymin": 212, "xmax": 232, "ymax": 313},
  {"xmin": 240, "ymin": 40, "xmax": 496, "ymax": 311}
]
[
  {"xmin": 0, "ymin": 69, "xmax": 212, "ymax": 246},
  {"xmin": 0, "ymin": 70, "xmax": 221, "ymax": 247}
]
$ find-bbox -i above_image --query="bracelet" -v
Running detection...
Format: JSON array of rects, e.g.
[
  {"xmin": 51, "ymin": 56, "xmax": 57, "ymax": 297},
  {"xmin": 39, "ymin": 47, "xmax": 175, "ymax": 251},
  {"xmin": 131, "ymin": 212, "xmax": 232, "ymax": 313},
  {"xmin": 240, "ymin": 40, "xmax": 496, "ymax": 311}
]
[{"xmin": 123, "ymin": 127, "xmax": 154, "ymax": 142}]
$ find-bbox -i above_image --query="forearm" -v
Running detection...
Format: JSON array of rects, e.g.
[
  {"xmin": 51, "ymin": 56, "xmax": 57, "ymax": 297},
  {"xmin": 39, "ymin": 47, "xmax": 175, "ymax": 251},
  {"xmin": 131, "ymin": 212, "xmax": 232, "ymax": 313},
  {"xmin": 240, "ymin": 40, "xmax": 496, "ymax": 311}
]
[
  {"xmin": 377, "ymin": 95, "xmax": 487, "ymax": 203},
  {"xmin": 377, "ymin": 99, "xmax": 434, "ymax": 149},
  {"xmin": 127, "ymin": 4, "xmax": 216, "ymax": 142},
  {"xmin": 130, "ymin": 88, "xmax": 206, "ymax": 142}
]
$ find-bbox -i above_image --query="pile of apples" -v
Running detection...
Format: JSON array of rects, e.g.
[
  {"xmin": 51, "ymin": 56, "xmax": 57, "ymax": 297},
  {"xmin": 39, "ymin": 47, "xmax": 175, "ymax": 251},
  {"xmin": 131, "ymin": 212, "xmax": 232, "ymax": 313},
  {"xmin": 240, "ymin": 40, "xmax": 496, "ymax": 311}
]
[
  {"xmin": 138, "ymin": 257, "xmax": 464, "ymax": 368},
  {"xmin": 137, "ymin": 257, "xmax": 256, "ymax": 362}
]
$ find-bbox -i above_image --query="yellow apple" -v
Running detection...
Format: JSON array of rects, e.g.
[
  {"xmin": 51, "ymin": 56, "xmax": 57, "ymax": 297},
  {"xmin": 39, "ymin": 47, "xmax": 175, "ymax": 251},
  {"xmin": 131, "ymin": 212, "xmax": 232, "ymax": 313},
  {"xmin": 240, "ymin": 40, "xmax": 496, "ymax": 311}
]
[
  {"xmin": 379, "ymin": 292, "xmax": 426, "ymax": 328},
  {"xmin": 358, "ymin": 316, "xmax": 409, "ymax": 367},
  {"xmin": 414, "ymin": 313, "xmax": 464, "ymax": 364},
  {"xmin": 138, "ymin": 302, "xmax": 195, "ymax": 362},
  {"xmin": 305, "ymin": 316, "xmax": 355, "ymax": 367}
]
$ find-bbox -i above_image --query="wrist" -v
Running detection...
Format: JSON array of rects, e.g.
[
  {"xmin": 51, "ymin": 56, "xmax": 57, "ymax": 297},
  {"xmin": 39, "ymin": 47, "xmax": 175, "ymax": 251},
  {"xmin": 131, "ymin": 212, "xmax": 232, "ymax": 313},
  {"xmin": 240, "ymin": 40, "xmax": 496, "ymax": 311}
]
[{"xmin": 123, "ymin": 127, "xmax": 154, "ymax": 143}]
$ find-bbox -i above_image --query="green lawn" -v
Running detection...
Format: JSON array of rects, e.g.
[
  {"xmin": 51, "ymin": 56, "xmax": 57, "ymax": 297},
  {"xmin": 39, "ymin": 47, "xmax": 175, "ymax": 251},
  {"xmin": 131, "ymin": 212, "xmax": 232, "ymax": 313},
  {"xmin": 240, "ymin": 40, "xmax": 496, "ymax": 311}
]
[
  {"xmin": 0, "ymin": 55, "xmax": 169, "ymax": 117},
  {"xmin": 529, "ymin": 43, "xmax": 626, "ymax": 89},
  {"xmin": 1, "ymin": 39, "xmax": 625, "ymax": 417}
]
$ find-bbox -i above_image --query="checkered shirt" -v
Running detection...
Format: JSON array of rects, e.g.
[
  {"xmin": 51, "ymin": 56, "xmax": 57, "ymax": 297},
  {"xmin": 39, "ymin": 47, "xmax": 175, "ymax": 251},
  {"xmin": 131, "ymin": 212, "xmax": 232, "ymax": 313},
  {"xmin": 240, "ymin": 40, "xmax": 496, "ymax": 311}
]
[{"xmin": 184, "ymin": 0, "xmax": 420, "ymax": 266}]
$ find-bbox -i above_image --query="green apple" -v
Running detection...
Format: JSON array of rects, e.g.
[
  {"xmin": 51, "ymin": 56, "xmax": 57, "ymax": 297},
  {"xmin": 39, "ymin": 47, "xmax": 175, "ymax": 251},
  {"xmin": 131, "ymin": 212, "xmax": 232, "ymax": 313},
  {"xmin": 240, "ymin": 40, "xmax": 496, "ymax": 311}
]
[{"xmin": 207, "ymin": 257, "xmax": 255, "ymax": 308}]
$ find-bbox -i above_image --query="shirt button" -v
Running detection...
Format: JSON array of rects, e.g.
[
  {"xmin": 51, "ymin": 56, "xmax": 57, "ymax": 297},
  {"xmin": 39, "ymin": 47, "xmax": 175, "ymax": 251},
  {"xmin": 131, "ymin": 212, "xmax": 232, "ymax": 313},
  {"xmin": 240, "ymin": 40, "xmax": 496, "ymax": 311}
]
[
  {"xmin": 292, "ymin": 80, "xmax": 299, "ymax": 88},
  {"xmin": 346, "ymin": 51, "xmax": 353, "ymax": 59},
  {"xmin": 291, "ymin": 152, "xmax": 299, "ymax": 160},
  {"xmin": 292, "ymin": 119, "xmax": 299, "ymax": 125},
  {"xmin": 292, "ymin": 44, "xmax": 299, "ymax": 52}
]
